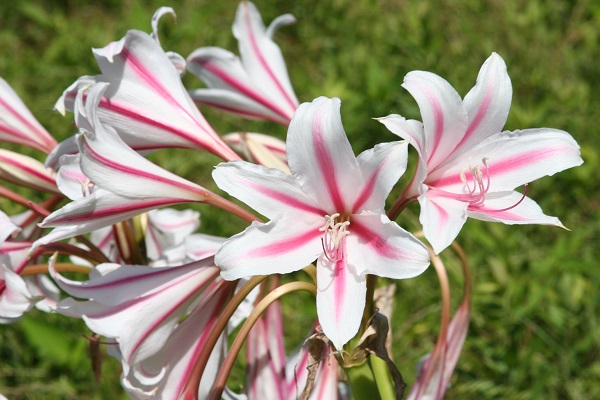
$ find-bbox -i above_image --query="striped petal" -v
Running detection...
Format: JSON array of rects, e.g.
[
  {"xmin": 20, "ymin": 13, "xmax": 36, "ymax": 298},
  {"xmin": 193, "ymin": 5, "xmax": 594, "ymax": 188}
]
[
  {"xmin": 187, "ymin": 48, "xmax": 292, "ymax": 125},
  {"xmin": 352, "ymin": 140, "xmax": 409, "ymax": 213},
  {"xmin": 0, "ymin": 78, "xmax": 57, "ymax": 153},
  {"xmin": 450, "ymin": 52, "xmax": 512, "ymax": 160},
  {"xmin": 223, "ymin": 132, "xmax": 289, "ymax": 172},
  {"xmin": 0, "ymin": 149, "xmax": 57, "ymax": 193},
  {"xmin": 287, "ymin": 97, "xmax": 360, "ymax": 211},
  {"xmin": 215, "ymin": 216, "xmax": 323, "ymax": 280},
  {"xmin": 213, "ymin": 160, "xmax": 322, "ymax": 220},
  {"xmin": 402, "ymin": 71, "xmax": 468, "ymax": 171},
  {"xmin": 316, "ymin": 252, "xmax": 366, "ymax": 351},
  {"xmin": 468, "ymin": 191, "xmax": 564, "ymax": 226},
  {"xmin": 348, "ymin": 212, "xmax": 429, "ymax": 278},
  {"xmin": 35, "ymin": 189, "xmax": 192, "ymax": 248},
  {"xmin": 233, "ymin": 1, "xmax": 298, "ymax": 120},
  {"xmin": 419, "ymin": 192, "xmax": 469, "ymax": 255},
  {"xmin": 429, "ymin": 128, "xmax": 583, "ymax": 193}
]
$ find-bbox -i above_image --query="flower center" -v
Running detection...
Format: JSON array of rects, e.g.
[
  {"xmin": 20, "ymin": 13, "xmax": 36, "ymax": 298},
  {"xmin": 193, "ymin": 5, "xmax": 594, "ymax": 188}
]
[
  {"xmin": 319, "ymin": 213, "xmax": 350, "ymax": 262},
  {"xmin": 458, "ymin": 157, "xmax": 491, "ymax": 206}
]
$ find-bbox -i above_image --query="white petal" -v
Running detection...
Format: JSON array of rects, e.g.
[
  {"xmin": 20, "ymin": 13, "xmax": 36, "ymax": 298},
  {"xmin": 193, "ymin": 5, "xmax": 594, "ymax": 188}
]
[
  {"xmin": 213, "ymin": 160, "xmax": 322, "ymax": 220},
  {"xmin": 348, "ymin": 212, "xmax": 429, "ymax": 278},
  {"xmin": 353, "ymin": 141, "xmax": 409, "ymax": 213},
  {"xmin": 429, "ymin": 128, "xmax": 583, "ymax": 193},
  {"xmin": 316, "ymin": 254, "xmax": 366, "ymax": 350},
  {"xmin": 234, "ymin": 2, "xmax": 298, "ymax": 118},
  {"xmin": 419, "ymin": 192, "xmax": 469, "ymax": 254},
  {"xmin": 402, "ymin": 71, "xmax": 468, "ymax": 171},
  {"xmin": 287, "ymin": 97, "xmax": 360, "ymax": 211},
  {"xmin": 216, "ymin": 216, "xmax": 323, "ymax": 280},
  {"xmin": 453, "ymin": 53, "xmax": 512, "ymax": 158}
]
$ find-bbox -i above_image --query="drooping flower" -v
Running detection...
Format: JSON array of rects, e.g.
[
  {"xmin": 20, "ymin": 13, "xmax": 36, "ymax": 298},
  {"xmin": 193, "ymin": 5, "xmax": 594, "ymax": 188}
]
[
  {"xmin": 187, "ymin": 1, "xmax": 298, "ymax": 125},
  {"xmin": 379, "ymin": 53, "xmax": 583, "ymax": 254},
  {"xmin": 213, "ymin": 97, "xmax": 429, "ymax": 350},
  {"xmin": 54, "ymin": 28, "xmax": 239, "ymax": 161}
]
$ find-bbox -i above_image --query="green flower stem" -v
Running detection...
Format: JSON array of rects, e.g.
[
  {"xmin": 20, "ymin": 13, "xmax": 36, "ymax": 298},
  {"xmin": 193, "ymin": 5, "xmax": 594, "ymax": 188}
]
[
  {"xmin": 344, "ymin": 358, "xmax": 382, "ymax": 400},
  {"xmin": 370, "ymin": 354, "xmax": 396, "ymax": 400}
]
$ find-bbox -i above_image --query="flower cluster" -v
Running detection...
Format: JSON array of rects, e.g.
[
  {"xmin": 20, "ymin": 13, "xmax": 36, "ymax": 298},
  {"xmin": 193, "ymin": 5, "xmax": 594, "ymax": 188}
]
[{"xmin": 0, "ymin": 2, "xmax": 582, "ymax": 399}]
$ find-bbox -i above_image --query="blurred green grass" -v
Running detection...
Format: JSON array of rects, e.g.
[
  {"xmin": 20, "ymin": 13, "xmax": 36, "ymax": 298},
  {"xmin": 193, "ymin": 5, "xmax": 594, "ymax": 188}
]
[{"xmin": 0, "ymin": 0, "xmax": 598, "ymax": 398}]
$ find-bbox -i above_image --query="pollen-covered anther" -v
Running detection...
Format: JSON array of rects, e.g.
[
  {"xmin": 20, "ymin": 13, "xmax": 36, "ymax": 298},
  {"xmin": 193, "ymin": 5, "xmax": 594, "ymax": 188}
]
[{"xmin": 319, "ymin": 213, "xmax": 350, "ymax": 262}]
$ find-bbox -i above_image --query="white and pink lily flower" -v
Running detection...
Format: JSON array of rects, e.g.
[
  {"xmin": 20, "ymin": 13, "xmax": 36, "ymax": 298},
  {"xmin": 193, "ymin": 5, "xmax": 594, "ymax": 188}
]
[
  {"xmin": 0, "ymin": 149, "xmax": 58, "ymax": 194},
  {"xmin": 187, "ymin": 1, "xmax": 298, "ymax": 125},
  {"xmin": 50, "ymin": 256, "xmax": 236, "ymax": 398},
  {"xmin": 213, "ymin": 97, "xmax": 430, "ymax": 350},
  {"xmin": 379, "ymin": 53, "xmax": 583, "ymax": 254},
  {"xmin": 0, "ymin": 77, "xmax": 57, "ymax": 153},
  {"xmin": 55, "ymin": 29, "xmax": 239, "ymax": 161}
]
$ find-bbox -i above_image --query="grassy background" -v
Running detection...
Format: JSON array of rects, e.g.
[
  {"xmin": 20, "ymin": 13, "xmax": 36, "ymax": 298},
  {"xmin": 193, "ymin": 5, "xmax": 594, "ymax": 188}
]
[{"xmin": 0, "ymin": 0, "xmax": 598, "ymax": 398}]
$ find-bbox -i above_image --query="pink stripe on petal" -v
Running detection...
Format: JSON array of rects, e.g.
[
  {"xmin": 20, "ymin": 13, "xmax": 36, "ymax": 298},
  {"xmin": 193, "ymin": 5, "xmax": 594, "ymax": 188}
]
[
  {"xmin": 247, "ymin": 228, "xmax": 321, "ymax": 259},
  {"xmin": 245, "ymin": 180, "xmax": 324, "ymax": 215},
  {"xmin": 201, "ymin": 61, "xmax": 293, "ymax": 121},
  {"xmin": 352, "ymin": 163, "xmax": 384, "ymax": 212},
  {"xmin": 244, "ymin": 10, "xmax": 297, "ymax": 113},
  {"xmin": 81, "ymin": 140, "xmax": 202, "ymax": 197},
  {"xmin": 312, "ymin": 105, "xmax": 345, "ymax": 211},
  {"xmin": 332, "ymin": 257, "xmax": 347, "ymax": 324},
  {"xmin": 459, "ymin": 87, "xmax": 492, "ymax": 147},
  {"xmin": 0, "ymin": 97, "xmax": 55, "ymax": 151},
  {"xmin": 352, "ymin": 222, "xmax": 406, "ymax": 259},
  {"xmin": 417, "ymin": 83, "xmax": 445, "ymax": 167},
  {"xmin": 0, "ymin": 153, "xmax": 55, "ymax": 185}
]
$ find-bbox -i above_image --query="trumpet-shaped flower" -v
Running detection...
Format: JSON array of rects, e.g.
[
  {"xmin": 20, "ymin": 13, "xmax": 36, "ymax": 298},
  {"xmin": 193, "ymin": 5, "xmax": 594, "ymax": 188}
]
[
  {"xmin": 55, "ymin": 29, "xmax": 239, "ymax": 161},
  {"xmin": 214, "ymin": 97, "xmax": 429, "ymax": 350},
  {"xmin": 187, "ymin": 1, "xmax": 298, "ymax": 125},
  {"xmin": 379, "ymin": 53, "xmax": 583, "ymax": 254}
]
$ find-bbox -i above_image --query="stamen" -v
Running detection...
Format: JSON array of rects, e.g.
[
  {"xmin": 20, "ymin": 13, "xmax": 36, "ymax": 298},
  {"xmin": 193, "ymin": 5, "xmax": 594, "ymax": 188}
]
[
  {"xmin": 489, "ymin": 184, "xmax": 529, "ymax": 212},
  {"xmin": 320, "ymin": 213, "xmax": 350, "ymax": 262}
]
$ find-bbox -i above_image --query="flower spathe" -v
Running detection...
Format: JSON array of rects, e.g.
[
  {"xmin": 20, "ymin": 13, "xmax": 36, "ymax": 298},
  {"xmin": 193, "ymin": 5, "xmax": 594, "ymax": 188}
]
[
  {"xmin": 214, "ymin": 97, "xmax": 430, "ymax": 350},
  {"xmin": 379, "ymin": 53, "xmax": 584, "ymax": 254}
]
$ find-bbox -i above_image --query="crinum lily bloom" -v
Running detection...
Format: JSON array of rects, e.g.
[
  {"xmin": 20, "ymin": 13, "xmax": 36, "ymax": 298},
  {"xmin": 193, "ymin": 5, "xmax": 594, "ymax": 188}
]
[
  {"xmin": 213, "ymin": 97, "xmax": 429, "ymax": 350},
  {"xmin": 379, "ymin": 53, "xmax": 583, "ymax": 254},
  {"xmin": 187, "ymin": 1, "xmax": 298, "ymax": 125}
]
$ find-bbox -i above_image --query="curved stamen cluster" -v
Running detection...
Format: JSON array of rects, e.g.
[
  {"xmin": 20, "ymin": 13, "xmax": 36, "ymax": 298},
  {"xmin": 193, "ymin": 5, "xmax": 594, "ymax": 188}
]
[
  {"xmin": 459, "ymin": 157, "xmax": 490, "ymax": 206},
  {"xmin": 319, "ymin": 213, "xmax": 350, "ymax": 262}
]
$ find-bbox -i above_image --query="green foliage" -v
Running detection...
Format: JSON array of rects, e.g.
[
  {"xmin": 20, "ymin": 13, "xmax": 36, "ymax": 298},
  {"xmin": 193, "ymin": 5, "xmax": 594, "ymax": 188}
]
[{"xmin": 1, "ymin": 0, "xmax": 598, "ymax": 398}]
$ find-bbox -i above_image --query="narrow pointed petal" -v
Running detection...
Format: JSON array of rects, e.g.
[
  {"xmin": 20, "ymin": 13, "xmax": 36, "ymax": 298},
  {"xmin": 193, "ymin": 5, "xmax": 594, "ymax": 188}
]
[
  {"xmin": 234, "ymin": 1, "xmax": 298, "ymax": 117},
  {"xmin": 216, "ymin": 217, "xmax": 323, "ymax": 280},
  {"xmin": 353, "ymin": 141, "xmax": 409, "ymax": 212},
  {"xmin": 0, "ymin": 149, "xmax": 58, "ymax": 193},
  {"xmin": 316, "ymin": 254, "xmax": 366, "ymax": 350},
  {"xmin": 348, "ymin": 213, "xmax": 429, "ymax": 278},
  {"xmin": 0, "ymin": 211, "xmax": 20, "ymax": 244},
  {"xmin": 45, "ymin": 135, "xmax": 79, "ymax": 169},
  {"xmin": 0, "ymin": 264, "xmax": 37, "ymax": 321},
  {"xmin": 402, "ymin": 71, "xmax": 468, "ymax": 171},
  {"xmin": 0, "ymin": 78, "xmax": 57, "ymax": 153},
  {"xmin": 376, "ymin": 115, "xmax": 429, "ymax": 198},
  {"xmin": 35, "ymin": 189, "xmax": 193, "ymax": 248},
  {"xmin": 213, "ymin": 160, "xmax": 322, "ymax": 219},
  {"xmin": 419, "ymin": 192, "xmax": 469, "ymax": 254},
  {"xmin": 468, "ymin": 191, "xmax": 564, "ymax": 226},
  {"xmin": 287, "ymin": 97, "xmax": 360, "ymax": 211},
  {"xmin": 454, "ymin": 53, "xmax": 512, "ymax": 157}
]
